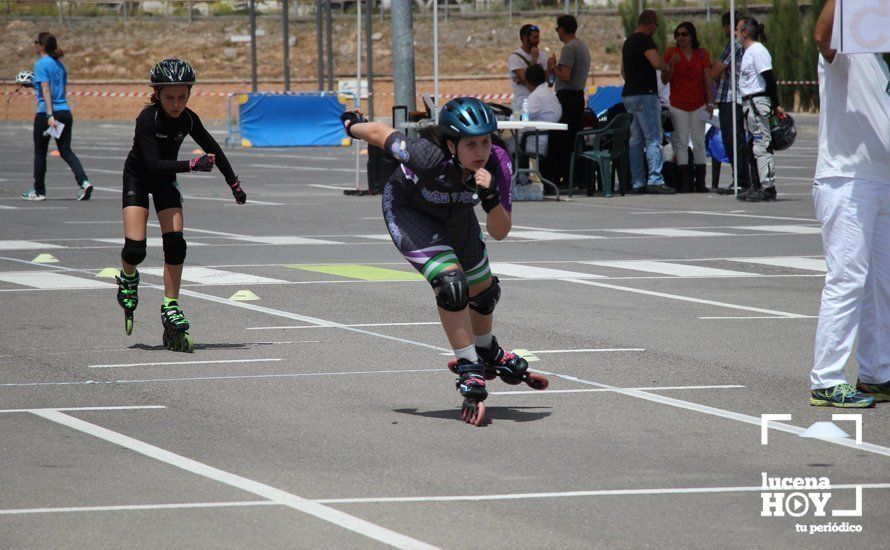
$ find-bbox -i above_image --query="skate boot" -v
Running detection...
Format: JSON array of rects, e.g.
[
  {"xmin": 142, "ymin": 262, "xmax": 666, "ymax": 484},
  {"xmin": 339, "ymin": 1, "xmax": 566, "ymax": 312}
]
[
  {"xmin": 476, "ymin": 336, "xmax": 549, "ymax": 390},
  {"xmin": 116, "ymin": 270, "xmax": 139, "ymax": 335},
  {"xmin": 161, "ymin": 300, "xmax": 194, "ymax": 353},
  {"xmin": 449, "ymin": 359, "xmax": 488, "ymax": 426}
]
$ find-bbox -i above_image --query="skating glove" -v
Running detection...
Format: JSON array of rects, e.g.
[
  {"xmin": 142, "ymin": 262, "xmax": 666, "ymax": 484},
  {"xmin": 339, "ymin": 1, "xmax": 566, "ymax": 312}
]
[
  {"xmin": 229, "ymin": 177, "xmax": 247, "ymax": 205},
  {"xmin": 340, "ymin": 110, "xmax": 368, "ymax": 139},
  {"xmin": 189, "ymin": 154, "xmax": 216, "ymax": 172},
  {"xmin": 478, "ymin": 186, "xmax": 501, "ymax": 214}
]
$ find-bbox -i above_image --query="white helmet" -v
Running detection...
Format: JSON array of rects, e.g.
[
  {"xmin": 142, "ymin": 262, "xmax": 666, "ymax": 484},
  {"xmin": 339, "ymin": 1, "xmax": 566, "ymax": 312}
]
[{"xmin": 16, "ymin": 70, "xmax": 34, "ymax": 88}]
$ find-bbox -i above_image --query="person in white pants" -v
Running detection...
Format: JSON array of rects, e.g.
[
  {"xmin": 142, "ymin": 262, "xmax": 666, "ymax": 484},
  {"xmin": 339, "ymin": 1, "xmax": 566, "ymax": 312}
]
[{"xmin": 809, "ymin": 0, "xmax": 890, "ymax": 408}]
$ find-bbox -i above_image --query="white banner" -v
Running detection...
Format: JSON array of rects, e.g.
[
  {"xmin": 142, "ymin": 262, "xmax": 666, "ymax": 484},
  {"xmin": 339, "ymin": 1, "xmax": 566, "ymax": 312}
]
[{"xmin": 834, "ymin": 0, "xmax": 890, "ymax": 54}]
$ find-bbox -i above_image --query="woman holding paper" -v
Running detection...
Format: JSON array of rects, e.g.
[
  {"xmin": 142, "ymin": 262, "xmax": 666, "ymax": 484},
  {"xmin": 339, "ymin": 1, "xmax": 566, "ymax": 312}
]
[{"xmin": 21, "ymin": 32, "xmax": 90, "ymax": 201}]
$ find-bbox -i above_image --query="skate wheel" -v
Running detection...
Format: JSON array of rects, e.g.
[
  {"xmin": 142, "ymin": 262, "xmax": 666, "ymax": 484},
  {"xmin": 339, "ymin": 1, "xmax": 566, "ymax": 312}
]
[
  {"xmin": 469, "ymin": 401, "xmax": 485, "ymax": 426},
  {"xmin": 500, "ymin": 374, "xmax": 524, "ymax": 386},
  {"xmin": 181, "ymin": 333, "xmax": 194, "ymax": 353},
  {"xmin": 525, "ymin": 372, "xmax": 549, "ymax": 391},
  {"xmin": 124, "ymin": 314, "xmax": 133, "ymax": 336},
  {"xmin": 163, "ymin": 331, "xmax": 175, "ymax": 350}
]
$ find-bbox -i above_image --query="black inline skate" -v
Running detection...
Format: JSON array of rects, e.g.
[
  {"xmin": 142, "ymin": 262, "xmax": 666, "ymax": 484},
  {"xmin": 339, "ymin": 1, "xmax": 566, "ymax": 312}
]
[
  {"xmin": 447, "ymin": 359, "xmax": 488, "ymax": 426},
  {"xmin": 475, "ymin": 336, "xmax": 548, "ymax": 390},
  {"xmin": 115, "ymin": 270, "xmax": 139, "ymax": 335},
  {"xmin": 161, "ymin": 300, "xmax": 194, "ymax": 353}
]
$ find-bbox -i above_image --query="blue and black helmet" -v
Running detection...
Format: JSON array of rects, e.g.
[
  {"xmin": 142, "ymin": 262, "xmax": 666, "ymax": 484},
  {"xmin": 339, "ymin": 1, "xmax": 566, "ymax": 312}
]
[{"xmin": 438, "ymin": 97, "xmax": 498, "ymax": 140}]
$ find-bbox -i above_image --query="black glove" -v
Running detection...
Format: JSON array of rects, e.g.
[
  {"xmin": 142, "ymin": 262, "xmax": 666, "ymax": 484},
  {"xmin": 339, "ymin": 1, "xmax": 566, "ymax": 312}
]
[
  {"xmin": 229, "ymin": 177, "xmax": 247, "ymax": 205},
  {"xmin": 340, "ymin": 110, "xmax": 368, "ymax": 139},
  {"xmin": 479, "ymin": 185, "xmax": 501, "ymax": 214},
  {"xmin": 189, "ymin": 154, "xmax": 215, "ymax": 172}
]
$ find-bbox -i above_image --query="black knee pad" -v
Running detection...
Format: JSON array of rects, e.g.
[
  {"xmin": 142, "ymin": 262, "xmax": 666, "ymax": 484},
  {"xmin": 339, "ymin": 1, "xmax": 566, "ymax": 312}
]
[
  {"xmin": 431, "ymin": 270, "xmax": 469, "ymax": 312},
  {"xmin": 162, "ymin": 231, "xmax": 187, "ymax": 265},
  {"xmin": 469, "ymin": 276, "xmax": 501, "ymax": 315},
  {"xmin": 121, "ymin": 238, "xmax": 147, "ymax": 266}
]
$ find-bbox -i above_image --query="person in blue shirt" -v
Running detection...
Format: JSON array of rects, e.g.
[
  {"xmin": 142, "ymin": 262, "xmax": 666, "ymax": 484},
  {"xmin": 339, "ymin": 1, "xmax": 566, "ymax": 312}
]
[{"xmin": 22, "ymin": 32, "xmax": 90, "ymax": 201}]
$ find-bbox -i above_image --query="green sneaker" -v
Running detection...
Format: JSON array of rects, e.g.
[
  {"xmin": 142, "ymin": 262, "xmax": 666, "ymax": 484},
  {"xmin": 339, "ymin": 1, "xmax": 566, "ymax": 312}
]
[
  {"xmin": 857, "ymin": 379, "xmax": 890, "ymax": 403},
  {"xmin": 811, "ymin": 383, "xmax": 875, "ymax": 408}
]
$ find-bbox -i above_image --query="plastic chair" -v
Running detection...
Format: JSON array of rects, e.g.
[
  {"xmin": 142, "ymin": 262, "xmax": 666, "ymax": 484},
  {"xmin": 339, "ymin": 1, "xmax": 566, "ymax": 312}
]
[{"xmin": 567, "ymin": 113, "xmax": 634, "ymax": 198}]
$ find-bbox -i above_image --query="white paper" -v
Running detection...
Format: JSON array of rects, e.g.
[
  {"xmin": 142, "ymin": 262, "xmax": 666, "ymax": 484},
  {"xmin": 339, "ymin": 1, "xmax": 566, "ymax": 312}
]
[
  {"xmin": 45, "ymin": 121, "xmax": 65, "ymax": 139},
  {"xmin": 835, "ymin": 0, "xmax": 890, "ymax": 54}
]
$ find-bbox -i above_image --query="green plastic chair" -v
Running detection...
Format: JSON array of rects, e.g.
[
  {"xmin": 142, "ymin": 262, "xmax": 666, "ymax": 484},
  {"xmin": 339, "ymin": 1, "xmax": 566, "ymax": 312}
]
[{"xmin": 567, "ymin": 113, "xmax": 634, "ymax": 198}]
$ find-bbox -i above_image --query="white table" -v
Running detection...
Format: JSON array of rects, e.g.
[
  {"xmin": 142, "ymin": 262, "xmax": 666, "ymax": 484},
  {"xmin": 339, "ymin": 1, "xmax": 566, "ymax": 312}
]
[{"xmin": 498, "ymin": 120, "xmax": 568, "ymax": 200}]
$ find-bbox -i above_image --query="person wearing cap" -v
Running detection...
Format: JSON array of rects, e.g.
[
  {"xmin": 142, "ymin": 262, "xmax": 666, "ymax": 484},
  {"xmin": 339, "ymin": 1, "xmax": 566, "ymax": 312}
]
[{"xmin": 508, "ymin": 24, "xmax": 550, "ymax": 114}]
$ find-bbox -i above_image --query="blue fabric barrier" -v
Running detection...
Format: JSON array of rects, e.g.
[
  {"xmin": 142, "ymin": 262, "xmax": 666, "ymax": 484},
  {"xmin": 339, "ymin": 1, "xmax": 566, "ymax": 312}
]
[
  {"xmin": 237, "ymin": 93, "xmax": 350, "ymax": 147},
  {"xmin": 586, "ymin": 85, "xmax": 624, "ymax": 116}
]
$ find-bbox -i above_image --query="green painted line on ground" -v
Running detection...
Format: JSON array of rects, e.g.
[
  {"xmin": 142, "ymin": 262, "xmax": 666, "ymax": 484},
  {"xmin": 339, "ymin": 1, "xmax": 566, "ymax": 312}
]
[{"xmin": 286, "ymin": 264, "xmax": 424, "ymax": 281}]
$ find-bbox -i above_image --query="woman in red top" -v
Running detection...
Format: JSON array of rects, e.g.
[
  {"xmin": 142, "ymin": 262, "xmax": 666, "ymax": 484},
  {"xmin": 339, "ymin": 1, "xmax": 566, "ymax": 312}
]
[{"xmin": 662, "ymin": 21, "xmax": 714, "ymax": 192}]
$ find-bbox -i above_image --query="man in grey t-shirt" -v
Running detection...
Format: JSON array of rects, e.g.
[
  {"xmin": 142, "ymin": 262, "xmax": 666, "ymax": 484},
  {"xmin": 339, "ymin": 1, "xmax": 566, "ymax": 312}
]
[{"xmin": 546, "ymin": 14, "xmax": 590, "ymax": 186}]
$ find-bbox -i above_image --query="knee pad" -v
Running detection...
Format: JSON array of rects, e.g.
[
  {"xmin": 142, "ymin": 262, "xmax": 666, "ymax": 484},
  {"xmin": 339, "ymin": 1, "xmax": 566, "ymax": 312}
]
[
  {"xmin": 468, "ymin": 276, "xmax": 500, "ymax": 315},
  {"xmin": 121, "ymin": 238, "xmax": 147, "ymax": 266},
  {"xmin": 431, "ymin": 270, "xmax": 469, "ymax": 312},
  {"xmin": 162, "ymin": 231, "xmax": 187, "ymax": 265}
]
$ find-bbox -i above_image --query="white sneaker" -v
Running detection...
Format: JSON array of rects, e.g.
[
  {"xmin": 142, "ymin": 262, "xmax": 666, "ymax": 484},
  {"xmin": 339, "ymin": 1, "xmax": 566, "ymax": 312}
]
[
  {"xmin": 76, "ymin": 181, "xmax": 93, "ymax": 201},
  {"xmin": 21, "ymin": 189, "xmax": 46, "ymax": 201}
]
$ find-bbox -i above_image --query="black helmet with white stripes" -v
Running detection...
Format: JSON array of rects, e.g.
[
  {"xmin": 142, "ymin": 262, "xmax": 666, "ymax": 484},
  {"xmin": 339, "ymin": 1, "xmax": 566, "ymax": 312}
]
[{"xmin": 150, "ymin": 58, "xmax": 196, "ymax": 87}]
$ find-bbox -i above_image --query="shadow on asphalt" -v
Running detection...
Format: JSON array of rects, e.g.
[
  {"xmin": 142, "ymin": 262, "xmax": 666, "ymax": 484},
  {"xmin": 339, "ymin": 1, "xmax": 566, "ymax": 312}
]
[
  {"xmin": 393, "ymin": 406, "xmax": 552, "ymax": 426},
  {"xmin": 127, "ymin": 342, "xmax": 275, "ymax": 351}
]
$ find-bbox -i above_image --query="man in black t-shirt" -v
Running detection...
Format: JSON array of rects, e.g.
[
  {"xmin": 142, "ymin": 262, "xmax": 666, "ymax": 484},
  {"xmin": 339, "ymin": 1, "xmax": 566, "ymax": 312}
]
[{"xmin": 621, "ymin": 9, "xmax": 675, "ymax": 194}]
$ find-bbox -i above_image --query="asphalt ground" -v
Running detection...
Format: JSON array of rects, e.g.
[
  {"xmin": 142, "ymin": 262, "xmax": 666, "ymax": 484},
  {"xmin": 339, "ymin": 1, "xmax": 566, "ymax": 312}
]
[{"xmin": 0, "ymin": 115, "xmax": 888, "ymax": 549}]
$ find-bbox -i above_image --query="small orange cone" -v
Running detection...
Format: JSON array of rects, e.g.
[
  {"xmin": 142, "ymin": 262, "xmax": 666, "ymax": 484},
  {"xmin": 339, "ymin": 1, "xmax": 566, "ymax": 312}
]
[
  {"xmin": 192, "ymin": 148, "xmax": 204, "ymax": 154},
  {"xmin": 50, "ymin": 150, "xmax": 60, "ymax": 157}
]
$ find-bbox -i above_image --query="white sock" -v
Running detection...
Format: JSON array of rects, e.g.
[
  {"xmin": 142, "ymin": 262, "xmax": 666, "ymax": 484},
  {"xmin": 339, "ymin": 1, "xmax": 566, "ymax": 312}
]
[
  {"xmin": 454, "ymin": 344, "xmax": 477, "ymax": 363},
  {"xmin": 474, "ymin": 332, "xmax": 494, "ymax": 349}
]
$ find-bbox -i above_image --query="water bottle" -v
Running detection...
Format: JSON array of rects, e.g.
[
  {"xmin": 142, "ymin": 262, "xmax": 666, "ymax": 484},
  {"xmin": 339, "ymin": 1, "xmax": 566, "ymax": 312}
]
[{"xmin": 520, "ymin": 99, "xmax": 530, "ymax": 122}]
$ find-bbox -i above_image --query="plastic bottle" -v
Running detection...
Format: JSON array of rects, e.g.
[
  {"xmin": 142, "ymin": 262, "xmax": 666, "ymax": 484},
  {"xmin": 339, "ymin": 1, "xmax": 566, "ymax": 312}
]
[{"xmin": 520, "ymin": 99, "xmax": 530, "ymax": 122}]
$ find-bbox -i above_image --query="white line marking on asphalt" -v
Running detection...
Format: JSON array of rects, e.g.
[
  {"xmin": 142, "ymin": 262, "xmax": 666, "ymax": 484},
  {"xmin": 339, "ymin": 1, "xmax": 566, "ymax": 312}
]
[
  {"xmin": 308, "ymin": 184, "xmax": 352, "ymax": 190},
  {"xmin": 0, "ymin": 271, "xmax": 112, "ymax": 290},
  {"xmin": 87, "ymin": 359, "xmax": 283, "ymax": 369},
  {"xmin": 698, "ymin": 315, "xmax": 818, "ymax": 320},
  {"xmin": 146, "ymin": 223, "xmax": 240, "ymax": 237},
  {"xmin": 0, "ymin": 501, "xmax": 277, "ymax": 515},
  {"xmin": 8, "ymin": 256, "xmax": 886, "ymax": 458},
  {"xmin": 248, "ymin": 163, "xmax": 363, "ymax": 174},
  {"xmin": 491, "ymin": 384, "xmax": 745, "ymax": 395},
  {"xmin": 228, "ymin": 235, "xmax": 344, "ymax": 245},
  {"xmin": 139, "ymin": 267, "xmax": 288, "ymax": 285},
  {"xmin": 728, "ymin": 256, "xmax": 827, "ymax": 272},
  {"xmin": 29, "ymin": 410, "xmax": 437, "ymax": 550},
  {"xmin": 508, "ymin": 230, "xmax": 603, "ymax": 241},
  {"xmin": 0, "ymin": 205, "xmax": 18, "ymax": 210},
  {"xmin": 606, "ymin": 228, "xmax": 732, "ymax": 237},
  {"xmin": 0, "ymin": 240, "xmax": 65, "ymax": 250},
  {"xmin": 491, "ymin": 263, "xmax": 604, "ymax": 279},
  {"xmin": 582, "ymin": 261, "xmax": 754, "ymax": 278},
  {"xmin": 0, "ymin": 405, "xmax": 165, "ymax": 413},
  {"xmin": 93, "ymin": 238, "xmax": 207, "ymax": 248},
  {"xmin": 732, "ymin": 225, "xmax": 821, "ymax": 235},
  {"xmin": 563, "ymin": 278, "xmax": 809, "ymax": 318},
  {"xmin": 313, "ymin": 483, "xmax": 890, "ymax": 504},
  {"xmin": 437, "ymin": 348, "xmax": 645, "ymax": 356},
  {"xmin": 87, "ymin": 183, "xmax": 285, "ymax": 205},
  {"xmin": 630, "ymin": 211, "xmax": 818, "ymax": 222},
  {"xmin": 0, "ymin": 368, "xmax": 447, "ymax": 388},
  {"xmin": 247, "ymin": 322, "xmax": 440, "ymax": 330}
]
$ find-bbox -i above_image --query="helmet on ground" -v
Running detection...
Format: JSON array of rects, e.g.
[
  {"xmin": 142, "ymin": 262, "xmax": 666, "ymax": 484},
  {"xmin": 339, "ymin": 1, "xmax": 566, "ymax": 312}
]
[
  {"xmin": 770, "ymin": 113, "xmax": 796, "ymax": 151},
  {"xmin": 16, "ymin": 70, "xmax": 34, "ymax": 88},
  {"xmin": 438, "ymin": 97, "xmax": 498, "ymax": 140},
  {"xmin": 150, "ymin": 58, "xmax": 196, "ymax": 87}
]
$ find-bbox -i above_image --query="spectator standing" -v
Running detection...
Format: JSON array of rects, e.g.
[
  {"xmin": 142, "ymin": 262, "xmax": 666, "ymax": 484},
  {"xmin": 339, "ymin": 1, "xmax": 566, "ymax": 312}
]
[
  {"xmin": 621, "ymin": 10, "xmax": 676, "ymax": 194},
  {"xmin": 736, "ymin": 16, "xmax": 783, "ymax": 202},
  {"xmin": 662, "ymin": 21, "xmax": 714, "ymax": 193},
  {"xmin": 21, "ymin": 32, "xmax": 91, "ymax": 201},
  {"xmin": 508, "ymin": 24, "xmax": 550, "ymax": 114},
  {"xmin": 807, "ymin": 0, "xmax": 890, "ymax": 408},
  {"xmin": 710, "ymin": 11, "xmax": 751, "ymax": 195},
  {"xmin": 547, "ymin": 14, "xmax": 590, "ymax": 187}
]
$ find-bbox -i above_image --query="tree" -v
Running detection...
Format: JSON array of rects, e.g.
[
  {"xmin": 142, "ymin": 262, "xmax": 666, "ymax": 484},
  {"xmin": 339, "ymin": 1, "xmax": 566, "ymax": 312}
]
[{"xmin": 768, "ymin": 0, "xmax": 803, "ymax": 108}]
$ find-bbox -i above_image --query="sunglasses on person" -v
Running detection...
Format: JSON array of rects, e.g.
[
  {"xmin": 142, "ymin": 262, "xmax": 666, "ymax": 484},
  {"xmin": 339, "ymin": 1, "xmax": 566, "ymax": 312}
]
[{"xmin": 675, "ymin": 31, "xmax": 690, "ymax": 37}]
